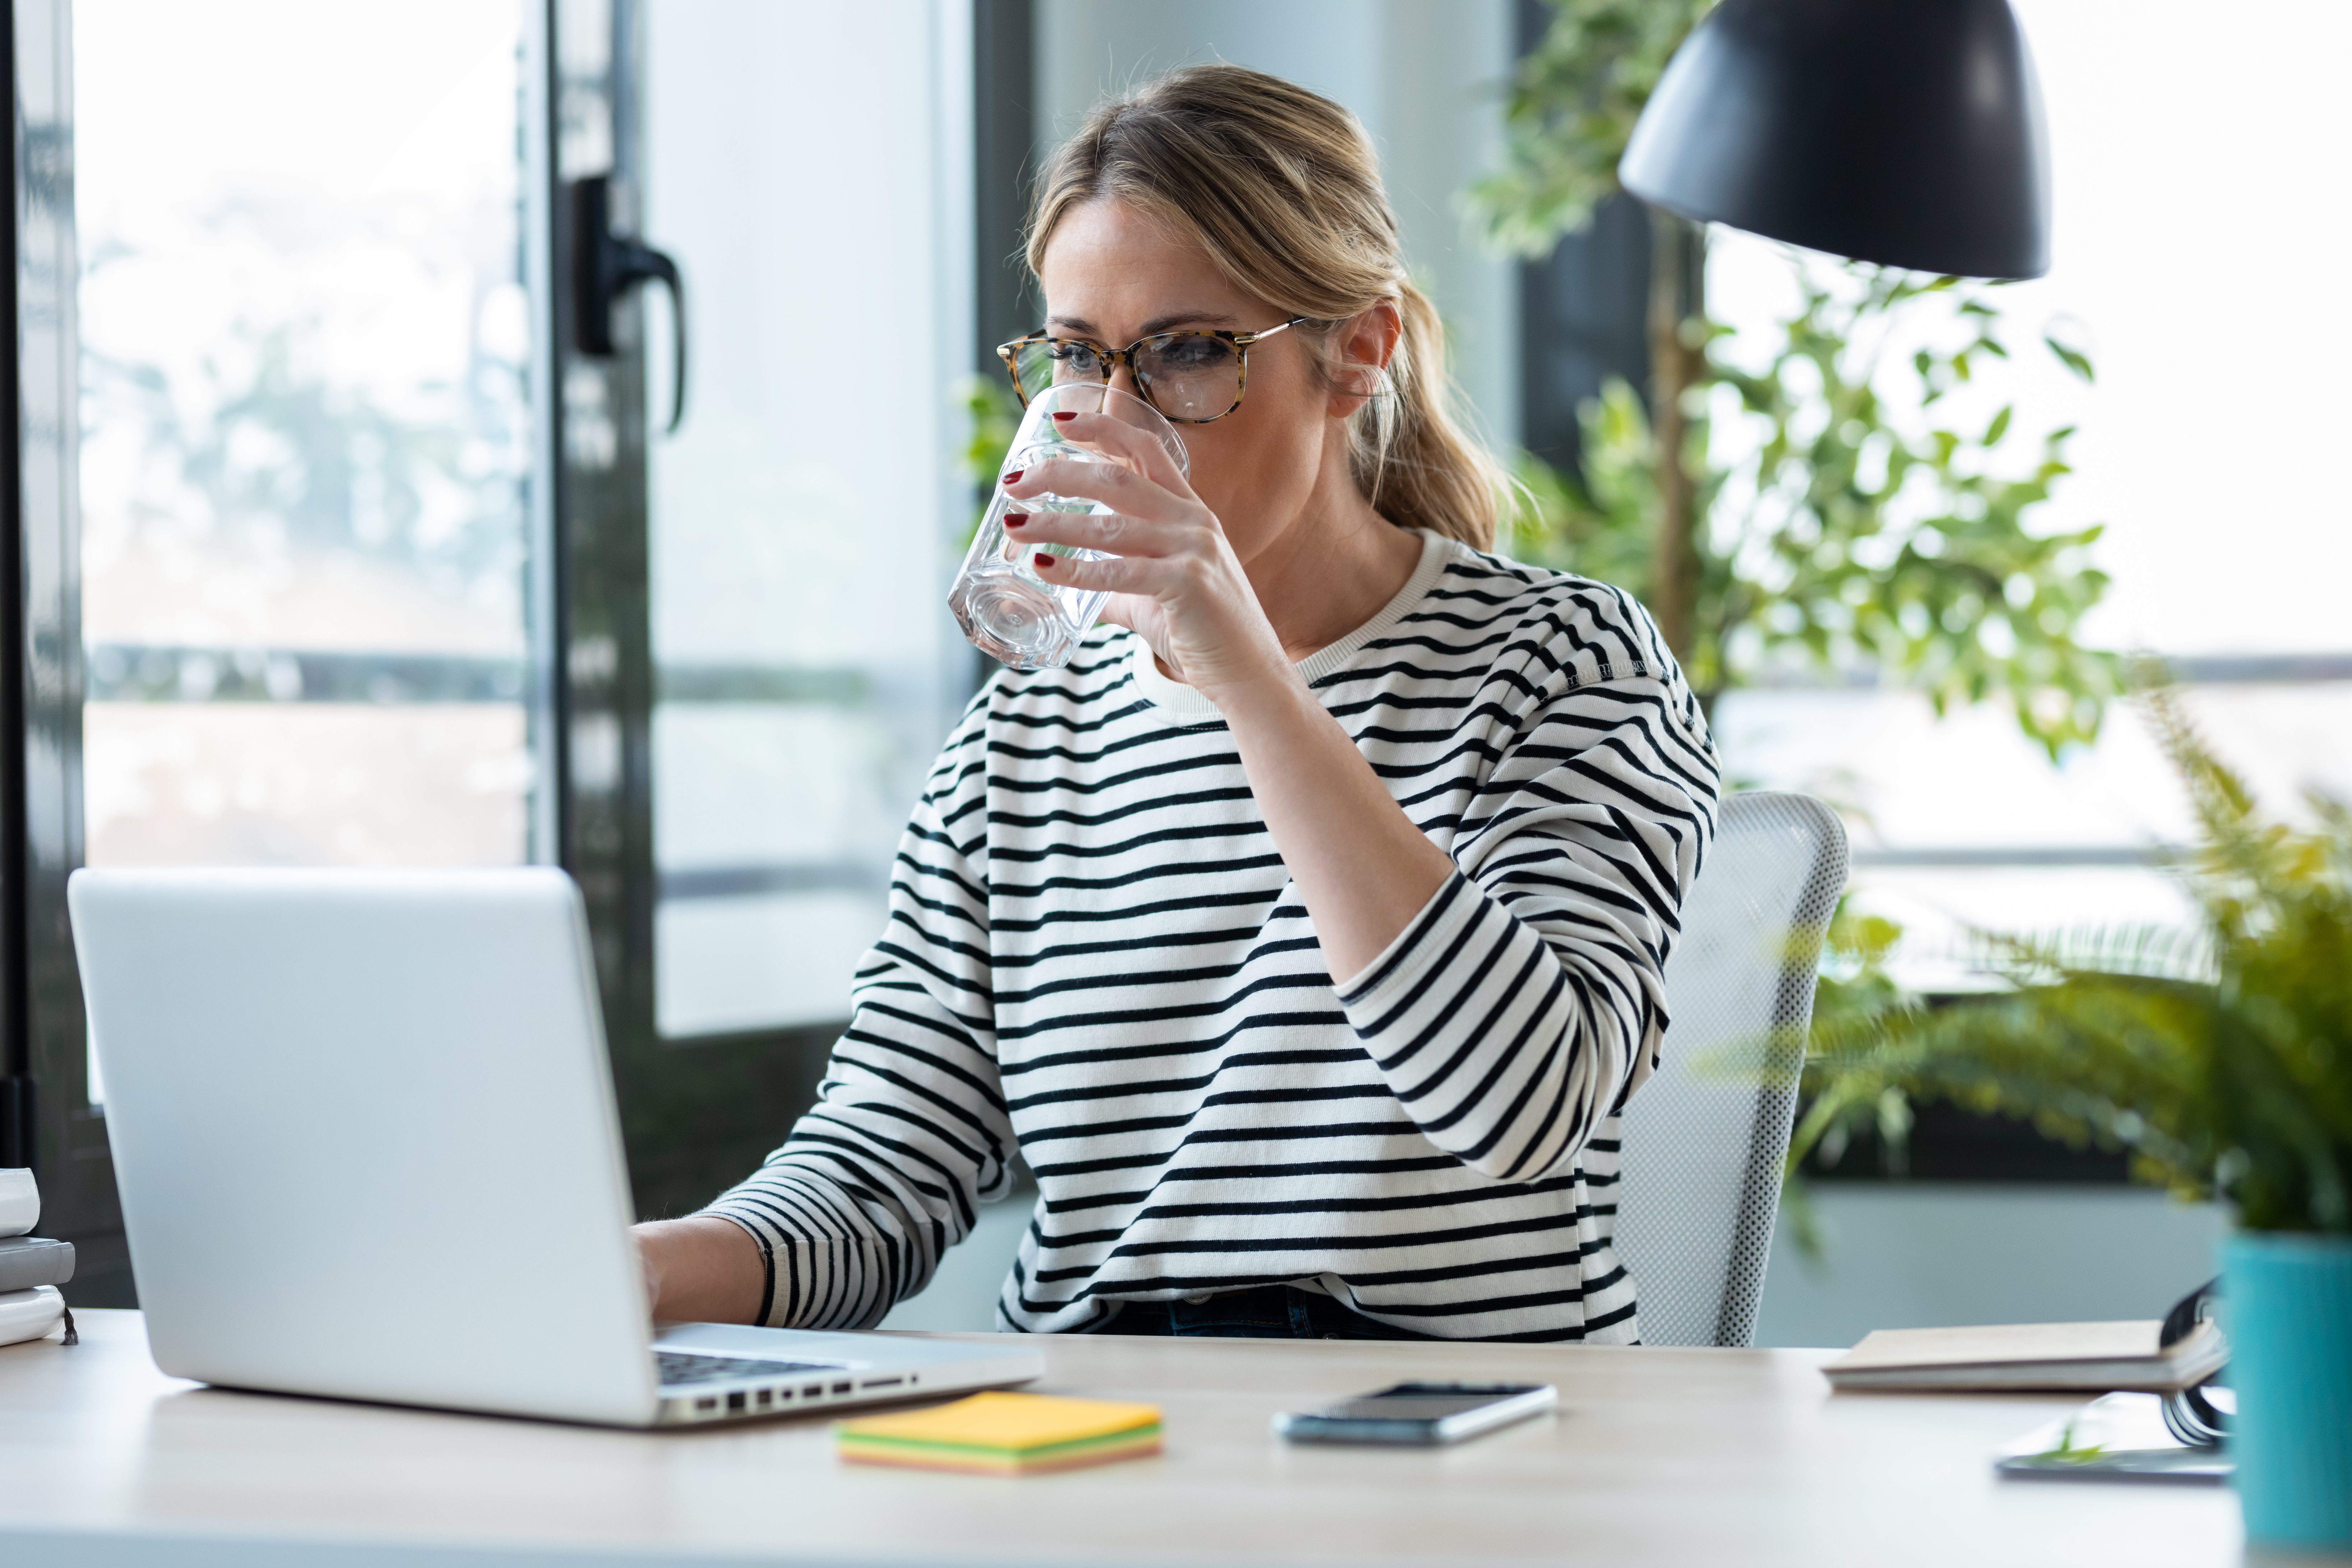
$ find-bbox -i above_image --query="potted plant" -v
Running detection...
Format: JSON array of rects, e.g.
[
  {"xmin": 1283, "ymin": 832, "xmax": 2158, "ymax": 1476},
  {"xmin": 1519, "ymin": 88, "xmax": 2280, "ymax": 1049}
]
[{"xmin": 1800, "ymin": 680, "xmax": 2351, "ymax": 1548}]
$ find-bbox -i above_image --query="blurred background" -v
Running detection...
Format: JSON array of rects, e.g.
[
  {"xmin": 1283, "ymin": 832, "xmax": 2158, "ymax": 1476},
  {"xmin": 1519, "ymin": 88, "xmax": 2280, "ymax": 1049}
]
[{"xmin": 27, "ymin": 0, "xmax": 2350, "ymax": 1341}]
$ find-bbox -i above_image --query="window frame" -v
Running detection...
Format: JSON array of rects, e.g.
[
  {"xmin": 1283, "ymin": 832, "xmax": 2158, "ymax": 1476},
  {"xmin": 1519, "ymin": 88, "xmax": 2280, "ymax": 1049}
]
[{"xmin": 6, "ymin": 0, "xmax": 126, "ymax": 1292}]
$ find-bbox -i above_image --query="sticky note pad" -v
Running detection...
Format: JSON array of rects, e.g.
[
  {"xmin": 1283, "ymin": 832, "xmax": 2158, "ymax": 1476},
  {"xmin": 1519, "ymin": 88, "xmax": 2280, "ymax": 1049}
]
[{"xmin": 837, "ymin": 1391, "xmax": 1162, "ymax": 1475}]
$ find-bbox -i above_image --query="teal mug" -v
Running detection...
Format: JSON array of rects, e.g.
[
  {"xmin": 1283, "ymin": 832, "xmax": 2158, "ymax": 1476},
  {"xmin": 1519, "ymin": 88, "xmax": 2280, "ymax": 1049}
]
[{"xmin": 2222, "ymin": 1231, "xmax": 2352, "ymax": 1549}]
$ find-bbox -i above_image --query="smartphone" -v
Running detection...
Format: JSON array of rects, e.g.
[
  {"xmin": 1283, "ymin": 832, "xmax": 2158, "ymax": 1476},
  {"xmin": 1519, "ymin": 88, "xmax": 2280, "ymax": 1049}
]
[{"xmin": 1273, "ymin": 1381, "xmax": 1558, "ymax": 1446}]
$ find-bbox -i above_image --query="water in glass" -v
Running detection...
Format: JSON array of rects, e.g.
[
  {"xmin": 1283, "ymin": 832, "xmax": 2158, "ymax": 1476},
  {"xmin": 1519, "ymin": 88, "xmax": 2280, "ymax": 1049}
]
[{"xmin": 949, "ymin": 383, "xmax": 1188, "ymax": 670}]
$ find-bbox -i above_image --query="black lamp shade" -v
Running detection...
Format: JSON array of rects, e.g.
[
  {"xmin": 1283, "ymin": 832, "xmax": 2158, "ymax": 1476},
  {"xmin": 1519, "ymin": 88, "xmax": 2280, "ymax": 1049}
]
[{"xmin": 1619, "ymin": 0, "xmax": 2051, "ymax": 279}]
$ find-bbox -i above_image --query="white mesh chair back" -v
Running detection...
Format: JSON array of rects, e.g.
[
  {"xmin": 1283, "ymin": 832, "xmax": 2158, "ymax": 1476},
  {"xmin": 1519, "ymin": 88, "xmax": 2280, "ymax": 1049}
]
[{"xmin": 1613, "ymin": 791, "xmax": 1847, "ymax": 1347}]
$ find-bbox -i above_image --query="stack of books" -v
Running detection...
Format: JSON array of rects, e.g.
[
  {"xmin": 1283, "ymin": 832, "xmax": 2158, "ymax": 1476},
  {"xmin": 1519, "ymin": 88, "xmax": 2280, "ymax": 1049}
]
[
  {"xmin": 837, "ymin": 1391, "xmax": 1163, "ymax": 1475},
  {"xmin": 0, "ymin": 1168, "xmax": 75, "ymax": 1347}
]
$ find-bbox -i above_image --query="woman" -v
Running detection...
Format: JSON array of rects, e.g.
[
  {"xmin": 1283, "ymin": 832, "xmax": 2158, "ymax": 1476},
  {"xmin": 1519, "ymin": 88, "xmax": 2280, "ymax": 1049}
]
[{"xmin": 636, "ymin": 64, "xmax": 1718, "ymax": 1343}]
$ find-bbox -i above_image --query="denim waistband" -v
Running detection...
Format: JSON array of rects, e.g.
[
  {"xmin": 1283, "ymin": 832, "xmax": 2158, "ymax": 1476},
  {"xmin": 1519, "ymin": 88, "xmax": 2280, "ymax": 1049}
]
[{"xmin": 1090, "ymin": 1283, "xmax": 1436, "ymax": 1341}]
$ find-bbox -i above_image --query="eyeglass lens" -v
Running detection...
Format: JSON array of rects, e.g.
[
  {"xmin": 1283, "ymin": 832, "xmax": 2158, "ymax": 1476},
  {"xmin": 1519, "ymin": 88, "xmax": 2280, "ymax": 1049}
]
[{"xmin": 1012, "ymin": 335, "xmax": 1241, "ymax": 422}]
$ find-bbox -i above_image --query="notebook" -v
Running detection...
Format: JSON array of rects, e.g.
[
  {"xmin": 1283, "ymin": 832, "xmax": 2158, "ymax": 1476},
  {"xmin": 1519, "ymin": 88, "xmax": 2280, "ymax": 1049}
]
[
  {"xmin": 1823, "ymin": 1318, "xmax": 2227, "ymax": 1393},
  {"xmin": 0, "ymin": 1236, "xmax": 75, "ymax": 1294},
  {"xmin": 1995, "ymin": 1391, "xmax": 2231, "ymax": 1483},
  {"xmin": 837, "ymin": 1391, "xmax": 1163, "ymax": 1474}
]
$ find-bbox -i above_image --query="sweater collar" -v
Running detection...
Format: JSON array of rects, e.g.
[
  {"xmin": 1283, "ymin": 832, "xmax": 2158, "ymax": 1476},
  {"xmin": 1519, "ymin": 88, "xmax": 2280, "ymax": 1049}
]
[{"xmin": 1125, "ymin": 528, "xmax": 1455, "ymax": 723}]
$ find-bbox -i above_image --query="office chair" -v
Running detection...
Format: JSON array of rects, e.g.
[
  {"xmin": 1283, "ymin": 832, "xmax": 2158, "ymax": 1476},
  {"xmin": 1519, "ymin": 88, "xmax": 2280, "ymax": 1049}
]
[{"xmin": 1612, "ymin": 791, "xmax": 1849, "ymax": 1348}]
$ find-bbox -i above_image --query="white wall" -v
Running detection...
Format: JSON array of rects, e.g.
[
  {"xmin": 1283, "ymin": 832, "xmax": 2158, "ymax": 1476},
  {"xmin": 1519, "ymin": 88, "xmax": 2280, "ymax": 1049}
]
[
  {"xmin": 879, "ymin": 1196, "xmax": 1033, "ymax": 1332},
  {"xmin": 1753, "ymin": 1186, "xmax": 2226, "ymax": 1349},
  {"xmin": 1031, "ymin": 0, "xmax": 1520, "ymax": 452},
  {"xmin": 640, "ymin": 0, "xmax": 970, "ymax": 1035}
]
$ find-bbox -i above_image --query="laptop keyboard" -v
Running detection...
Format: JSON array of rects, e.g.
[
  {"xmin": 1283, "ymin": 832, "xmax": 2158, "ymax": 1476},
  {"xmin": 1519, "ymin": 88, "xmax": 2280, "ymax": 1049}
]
[{"xmin": 656, "ymin": 1350, "xmax": 839, "ymax": 1388}]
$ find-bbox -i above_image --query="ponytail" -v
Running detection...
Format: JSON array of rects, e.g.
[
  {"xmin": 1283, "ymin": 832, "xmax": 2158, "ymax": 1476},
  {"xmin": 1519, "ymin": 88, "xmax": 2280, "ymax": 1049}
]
[{"xmin": 1339, "ymin": 281, "xmax": 1503, "ymax": 548}]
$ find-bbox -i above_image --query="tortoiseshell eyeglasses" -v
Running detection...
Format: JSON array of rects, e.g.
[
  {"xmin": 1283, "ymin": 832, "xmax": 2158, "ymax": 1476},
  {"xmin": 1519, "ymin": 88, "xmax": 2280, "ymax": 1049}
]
[{"xmin": 995, "ymin": 318, "xmax": 1307, "ymax": 425}]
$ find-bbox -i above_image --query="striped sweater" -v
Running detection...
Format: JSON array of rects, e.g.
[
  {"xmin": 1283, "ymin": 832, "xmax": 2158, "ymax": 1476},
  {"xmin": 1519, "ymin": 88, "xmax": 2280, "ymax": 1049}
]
[{"xmin": 705, "ymin": 531, "xmax": 1721, "ymax": 1342}]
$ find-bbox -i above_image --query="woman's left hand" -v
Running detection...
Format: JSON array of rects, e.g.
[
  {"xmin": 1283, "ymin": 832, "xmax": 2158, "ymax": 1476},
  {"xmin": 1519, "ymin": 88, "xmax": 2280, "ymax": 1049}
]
[{"xmin": 1000, "ymin": 411, "xmax": 1294, "ymax": 706}]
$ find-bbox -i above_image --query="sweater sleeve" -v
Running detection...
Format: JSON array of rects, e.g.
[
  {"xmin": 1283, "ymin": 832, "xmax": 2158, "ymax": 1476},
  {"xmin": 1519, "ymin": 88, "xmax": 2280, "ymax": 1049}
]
[
  {"xmin": 1334, "ymin": 615, "xmax": 1719, "ymax": 1185},
  {"xmin": 698, "ymin": 699, "xmax": 1016, "ymax": 1329}
]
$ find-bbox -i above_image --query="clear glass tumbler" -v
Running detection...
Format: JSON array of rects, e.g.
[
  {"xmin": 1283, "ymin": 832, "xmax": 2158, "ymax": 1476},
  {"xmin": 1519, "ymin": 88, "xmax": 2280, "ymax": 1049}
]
[{"xmin": 949, "ymin": 382, "xmax": 1190, "ymax": 670}]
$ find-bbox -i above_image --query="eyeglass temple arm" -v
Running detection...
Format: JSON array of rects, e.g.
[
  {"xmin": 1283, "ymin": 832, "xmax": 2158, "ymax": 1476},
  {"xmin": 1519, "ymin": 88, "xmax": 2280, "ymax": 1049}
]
[{"xmin": 1238, "ymin": 317, "xmax": 1307, "ymax": 346}]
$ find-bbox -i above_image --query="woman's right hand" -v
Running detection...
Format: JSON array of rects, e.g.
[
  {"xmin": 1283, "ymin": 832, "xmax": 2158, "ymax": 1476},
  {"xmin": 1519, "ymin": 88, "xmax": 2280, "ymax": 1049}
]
[
  {"xmin": 1000, "ymin": 412, "xmax": 1296, "ymax": 707},
  {"xmin": 630, "ymin": 1216, "xmax": 766, "ymax": 1325}
]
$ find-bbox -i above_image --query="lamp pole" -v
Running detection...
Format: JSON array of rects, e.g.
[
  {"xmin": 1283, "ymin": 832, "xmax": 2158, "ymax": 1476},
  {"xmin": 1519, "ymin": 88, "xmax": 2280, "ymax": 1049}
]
[{"xmin": 1645, "ymin": 207, "xmax": 1706, "ymax": 667}]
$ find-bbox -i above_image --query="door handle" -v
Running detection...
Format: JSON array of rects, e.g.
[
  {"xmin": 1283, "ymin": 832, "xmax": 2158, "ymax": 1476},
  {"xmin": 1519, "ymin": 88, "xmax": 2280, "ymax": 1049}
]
[{"xmin": 571, "ymin": 175, "xmax": 687, "ymax": 435}]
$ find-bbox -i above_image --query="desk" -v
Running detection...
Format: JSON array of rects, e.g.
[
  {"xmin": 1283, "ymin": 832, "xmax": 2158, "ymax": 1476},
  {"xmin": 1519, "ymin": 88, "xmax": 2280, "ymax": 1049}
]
[{"xmin": 0, "ymin": 1310, "xmax": 2252, "ymax": 1567}]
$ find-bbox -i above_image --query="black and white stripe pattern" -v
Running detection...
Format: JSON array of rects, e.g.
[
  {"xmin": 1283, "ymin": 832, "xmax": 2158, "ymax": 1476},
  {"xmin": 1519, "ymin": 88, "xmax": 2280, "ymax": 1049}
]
[{"xmin": 705, "ymin": 532, "xmax": 1720, "ymax": 1341}]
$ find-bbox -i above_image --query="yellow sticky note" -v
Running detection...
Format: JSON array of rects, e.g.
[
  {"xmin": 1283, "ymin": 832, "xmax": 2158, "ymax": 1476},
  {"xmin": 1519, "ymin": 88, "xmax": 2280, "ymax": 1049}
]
[{"xmin": 837, "ymin": 1391, "xmax": 1163, "ymax": 1474}]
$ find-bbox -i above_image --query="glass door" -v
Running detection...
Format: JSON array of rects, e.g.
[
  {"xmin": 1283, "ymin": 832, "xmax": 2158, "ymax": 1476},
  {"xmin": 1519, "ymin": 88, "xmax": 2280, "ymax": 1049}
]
[{"xmin": 549, "ymin": 0, "xmax": 971, "ymax": 1216}]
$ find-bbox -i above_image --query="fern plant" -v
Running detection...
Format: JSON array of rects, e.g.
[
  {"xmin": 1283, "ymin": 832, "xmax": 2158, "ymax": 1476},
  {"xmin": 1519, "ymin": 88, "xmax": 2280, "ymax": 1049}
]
[{"xmin": 1795, "ymin": 677, "xmax": 2352, "ymax": 1233}]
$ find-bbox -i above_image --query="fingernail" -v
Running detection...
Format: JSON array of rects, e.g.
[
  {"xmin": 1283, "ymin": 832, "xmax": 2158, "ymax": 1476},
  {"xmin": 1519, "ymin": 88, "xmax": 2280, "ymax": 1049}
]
[
  {"xmin": 1005, "ymin": 512, "xmax": 1029, "ymax": 528},
  {"xmin": 1001, "ymin": 468, "xmax": 1024, "ymax": 484},
  {"xmin": 1033, "ymin": 551, "xmax": 1055, "ymax": 569},
  {"xmin": 1051, "ymin": 412, "xmax": 1077, "ymax": 422}
]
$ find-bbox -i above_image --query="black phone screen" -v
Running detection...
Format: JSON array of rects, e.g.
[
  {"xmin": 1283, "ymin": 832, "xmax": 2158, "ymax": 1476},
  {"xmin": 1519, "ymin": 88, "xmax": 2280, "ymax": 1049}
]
[
  {"xmin": 1318, "ymin": 1383, "xmax": 1540, "ymax": 1422},
  {"xmin": 1276, "ymin": 1380, "xmax": 1557, "ymax": 1446}
]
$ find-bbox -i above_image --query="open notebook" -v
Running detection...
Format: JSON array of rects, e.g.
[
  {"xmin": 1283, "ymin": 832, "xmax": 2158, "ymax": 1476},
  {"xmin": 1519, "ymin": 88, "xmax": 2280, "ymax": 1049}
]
[{"xmin": 1995, "ymin": 1391, "xmax": 2232, "ymax": 1483}]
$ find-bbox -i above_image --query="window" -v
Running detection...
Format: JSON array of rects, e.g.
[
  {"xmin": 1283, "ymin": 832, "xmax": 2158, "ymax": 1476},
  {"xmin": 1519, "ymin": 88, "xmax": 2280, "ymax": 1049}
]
[
  {"xmin": 77, "ymin": 0, "xmax": 540, "ymax": 881},
  {"xmin": 1708, "ymin": 0, "xmax": 2352, "ymax": 975}
]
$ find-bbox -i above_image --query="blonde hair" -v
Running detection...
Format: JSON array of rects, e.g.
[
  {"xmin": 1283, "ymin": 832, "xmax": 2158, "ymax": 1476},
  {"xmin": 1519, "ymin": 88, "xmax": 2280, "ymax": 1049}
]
[{"xmin": 1025, "ymin": 64, "xmax": 1505, "ymax": 551}]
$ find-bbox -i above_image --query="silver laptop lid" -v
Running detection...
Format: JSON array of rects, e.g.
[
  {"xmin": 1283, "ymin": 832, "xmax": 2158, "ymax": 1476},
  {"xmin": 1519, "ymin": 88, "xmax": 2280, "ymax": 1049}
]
[{"xmin": 70, "ymin": 867, "xmax": 661, "ymax": 1426}]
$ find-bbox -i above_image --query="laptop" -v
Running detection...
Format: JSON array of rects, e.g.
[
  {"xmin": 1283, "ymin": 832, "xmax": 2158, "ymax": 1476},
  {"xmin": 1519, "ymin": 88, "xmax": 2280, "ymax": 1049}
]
[{"xmin": 67, "ymin": 866, "xmax": 1041, "ymax": 1428}]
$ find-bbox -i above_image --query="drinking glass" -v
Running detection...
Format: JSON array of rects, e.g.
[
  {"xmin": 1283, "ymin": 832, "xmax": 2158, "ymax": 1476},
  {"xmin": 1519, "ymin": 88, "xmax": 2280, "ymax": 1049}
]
[{"xmin": 949, "ymin": 383, "xmax": 1190, "ymax": 670}]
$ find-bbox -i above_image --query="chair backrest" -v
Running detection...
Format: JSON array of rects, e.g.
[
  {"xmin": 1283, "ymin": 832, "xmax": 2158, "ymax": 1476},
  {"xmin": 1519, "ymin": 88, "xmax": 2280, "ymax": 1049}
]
[{"xmin": 1613, "ymin": 791, "xmax": 1848, "ymax": 1348}]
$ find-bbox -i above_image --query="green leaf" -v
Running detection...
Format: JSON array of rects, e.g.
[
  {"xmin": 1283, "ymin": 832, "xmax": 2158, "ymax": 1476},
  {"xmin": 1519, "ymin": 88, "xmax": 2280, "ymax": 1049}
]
[
  {"xmin": 1983, "ymin": 405, "xmax": 2013, "ymax": 445},
  {"xmin": 1466, "ymin": 0, "xmax": 1720, "ymax": 256},
  {"xmin": 2046, "ymin": 334, "xmax": 2096, "ymax": 383}
]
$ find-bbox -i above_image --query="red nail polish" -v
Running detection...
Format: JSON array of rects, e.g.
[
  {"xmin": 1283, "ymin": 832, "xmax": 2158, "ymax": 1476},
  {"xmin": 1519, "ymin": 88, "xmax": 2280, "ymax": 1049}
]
[
  {"xmin": 1005, "ymin": 512, "xmax": 1029, "ymax": 528},
  {"xmin": 1033, "ymin": 551, "xmax": 1054, "ymax": 569},
  {"xmin": 1051, "ymin": 411, "xmax": 1077, "ymax": 422},
  {"xmin": 1001, "ymin": 468, "xmax": 1024, "ymax": 484}
]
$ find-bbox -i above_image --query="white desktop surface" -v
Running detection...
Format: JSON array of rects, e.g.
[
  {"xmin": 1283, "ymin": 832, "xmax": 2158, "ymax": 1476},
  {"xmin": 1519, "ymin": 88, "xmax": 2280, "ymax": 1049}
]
[{"xmin": 0, "ymin": 1309, "xmax": 2249, "ymax": 1567}]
